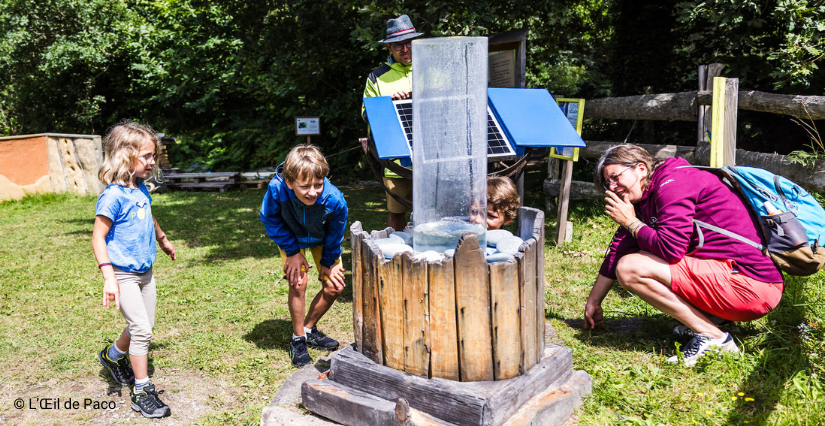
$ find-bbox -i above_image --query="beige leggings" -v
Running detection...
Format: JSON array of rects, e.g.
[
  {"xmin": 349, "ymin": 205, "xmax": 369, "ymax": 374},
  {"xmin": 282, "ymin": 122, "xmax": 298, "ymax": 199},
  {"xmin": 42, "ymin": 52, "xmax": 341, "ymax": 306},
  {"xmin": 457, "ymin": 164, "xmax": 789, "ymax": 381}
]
[{"xmin": 113, "ymin": 267, "xmax": 157, "ymax": 357}]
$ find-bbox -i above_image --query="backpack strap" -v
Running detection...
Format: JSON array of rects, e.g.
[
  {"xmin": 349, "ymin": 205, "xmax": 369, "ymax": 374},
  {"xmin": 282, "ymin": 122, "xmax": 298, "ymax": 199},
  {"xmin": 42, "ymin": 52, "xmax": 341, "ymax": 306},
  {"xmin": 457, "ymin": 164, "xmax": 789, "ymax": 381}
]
[{"xmin": 693, "ymin": 219, "xmax": 763, "ymax": 251}]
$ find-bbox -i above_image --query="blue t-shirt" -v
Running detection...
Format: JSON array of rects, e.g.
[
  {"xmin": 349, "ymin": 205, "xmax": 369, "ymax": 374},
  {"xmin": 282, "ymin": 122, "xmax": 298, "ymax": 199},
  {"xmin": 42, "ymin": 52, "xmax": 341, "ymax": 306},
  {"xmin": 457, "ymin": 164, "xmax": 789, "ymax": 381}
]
[{"xmin": 95, "ymin": 183, "xmax": 156, "ymax": 273}]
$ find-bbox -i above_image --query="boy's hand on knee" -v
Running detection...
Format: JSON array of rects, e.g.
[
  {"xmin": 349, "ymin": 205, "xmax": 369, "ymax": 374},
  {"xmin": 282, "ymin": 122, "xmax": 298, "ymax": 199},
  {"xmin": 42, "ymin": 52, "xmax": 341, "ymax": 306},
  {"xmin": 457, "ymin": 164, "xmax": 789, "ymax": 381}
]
[
  {"xmin": 284, "ymin": 253, "xmax": 309, "ymax": 287},
  {"xmin": 102, "ymin": 277, "xmax": 120, "ymax": 309},
  {"xmin": 321, "ymin": 263, "xmax": 346, "ymax": 291}
]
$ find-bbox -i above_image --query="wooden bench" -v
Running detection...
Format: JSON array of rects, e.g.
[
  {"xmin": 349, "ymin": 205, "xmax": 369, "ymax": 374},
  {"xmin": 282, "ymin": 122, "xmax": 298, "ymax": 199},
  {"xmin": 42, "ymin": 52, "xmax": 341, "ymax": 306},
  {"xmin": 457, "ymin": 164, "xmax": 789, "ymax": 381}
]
[
  {"xmin": 163, "ymin": 172, "xmax": 240, "ymax": 192},
  {"xmin": 239, "ymin": 179, "xmax": 270, "ymax": 190}
]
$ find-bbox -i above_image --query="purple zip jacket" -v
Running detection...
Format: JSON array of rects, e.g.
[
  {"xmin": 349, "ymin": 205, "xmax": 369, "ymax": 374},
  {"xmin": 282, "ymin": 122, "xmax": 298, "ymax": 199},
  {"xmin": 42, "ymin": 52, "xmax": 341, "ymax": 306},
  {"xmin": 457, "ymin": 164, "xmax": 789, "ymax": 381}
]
[{"xmin": 599, "ymin": 157, "xmax": 783, "ymax": 283}]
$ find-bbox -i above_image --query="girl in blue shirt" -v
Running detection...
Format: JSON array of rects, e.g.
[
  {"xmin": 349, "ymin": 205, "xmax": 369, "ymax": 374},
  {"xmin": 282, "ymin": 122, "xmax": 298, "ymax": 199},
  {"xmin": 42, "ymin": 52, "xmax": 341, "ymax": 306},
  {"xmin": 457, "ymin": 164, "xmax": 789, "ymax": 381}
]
[{"xmin": 91, "ymin": 121, "xmax": 177, "ymax": 418}]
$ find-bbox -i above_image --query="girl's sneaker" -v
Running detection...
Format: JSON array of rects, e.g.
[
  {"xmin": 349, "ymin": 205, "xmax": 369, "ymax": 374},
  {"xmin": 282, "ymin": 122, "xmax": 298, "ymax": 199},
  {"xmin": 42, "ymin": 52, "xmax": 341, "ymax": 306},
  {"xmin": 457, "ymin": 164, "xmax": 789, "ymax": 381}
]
[
  {"xmin": 98, "ymin": 345, "xmax": 135, "ymax": 386},
  {"xmin": 667, "ymin": 332, "xmax": 739, "ymax": 366},
  {"xmin": 131, "ymin": 384, "xmax": 171, "ymax": 418}
]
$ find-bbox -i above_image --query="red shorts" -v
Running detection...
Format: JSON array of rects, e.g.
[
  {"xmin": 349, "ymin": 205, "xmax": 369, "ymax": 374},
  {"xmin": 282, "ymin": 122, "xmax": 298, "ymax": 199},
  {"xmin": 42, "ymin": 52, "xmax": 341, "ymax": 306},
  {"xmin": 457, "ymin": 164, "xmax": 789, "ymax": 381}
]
[{"xmin": 669, "ymin": 257, "xmax": 783, "ymax": 322}]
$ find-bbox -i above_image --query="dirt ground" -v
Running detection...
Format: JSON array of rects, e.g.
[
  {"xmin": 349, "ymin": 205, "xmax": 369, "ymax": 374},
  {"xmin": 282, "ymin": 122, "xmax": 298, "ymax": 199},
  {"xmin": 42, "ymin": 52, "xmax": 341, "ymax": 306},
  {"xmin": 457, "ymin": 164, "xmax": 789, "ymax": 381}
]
[{"xmin": 0, "ymin": 368, "xmax": 242, "ymax": 425}]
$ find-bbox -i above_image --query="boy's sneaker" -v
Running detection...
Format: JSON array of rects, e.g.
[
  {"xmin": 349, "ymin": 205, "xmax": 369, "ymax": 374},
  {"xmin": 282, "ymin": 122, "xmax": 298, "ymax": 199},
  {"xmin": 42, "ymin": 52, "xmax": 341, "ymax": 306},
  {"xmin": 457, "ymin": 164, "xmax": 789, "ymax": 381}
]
[
  {"xmin": 667, "ymin": 332, "xmax": 739, "ymax": 366},
  {"xmin": 306, "ymin": 327, "xmax": 339, "ymax": 351},
  {"xmin": 131, "ymin": 384, "xmax": 171, "ymax": 418},
  {"xmin": 98, "ymin": 345, "xmax": 134, "ymax": 386},
  {"xmin": 289, "ymin": 336, "xmax": 313, "ymax": 367}
]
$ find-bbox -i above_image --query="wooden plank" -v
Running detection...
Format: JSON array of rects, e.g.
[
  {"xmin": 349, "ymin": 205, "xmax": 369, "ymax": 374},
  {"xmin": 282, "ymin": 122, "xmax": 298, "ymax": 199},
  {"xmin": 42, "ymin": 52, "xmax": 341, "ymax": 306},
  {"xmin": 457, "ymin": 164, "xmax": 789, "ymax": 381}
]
[
  {"xmin": 350, "ymin": 222, "xmax": 365, "ymax": 354},
  {"xmin": 490, "ymin": 260, "xmax": 520, "ymax": 380},
  {"xmin": 402, "ymin": 253, "xmax": 429, "ymax": 377},
  {"xmin": 554, "ymin": 160, "xmax": 573, "ymax": 247},
  {"xmin": 371, "ymin": 226, "xmax": 395, "ymax": 240},
  {"xmin": 723, "ymin": 78, "xmax": 739, "ymax": 167},
  {"xmin": 302, "ymin": 379, "xmax": 453, "ymax": 426},
  {"xmin": 378, "ymin": 253, "xmax": 405, "ymax": 370},
  {"xmin": 520, "ymin": 207, "xmax": 547, "ymax": 362},
  {"xmin": 328, "ymin": 343, "xmax": 574, "ymax": 426},
  {"xmin": 330, "ymin": 345, "xmax": 489, "ymax": 425},
  {"xmin": 485, "ymin": 343, "xmax": 575, "ymax": 426},
  {"xmin": 454, "ymin": 233, "xmax": 494, "ymax": 382},
  {"xmin": 361, "ymin": 240, "xmax": 383, "ymax": 364},
  {"xmin": 517, "ymin": 239, "xmax": 538, "ymax": 371},
  {"xmin": 427, "ymin": 257, "xmax": 459, "ymax": 381}
]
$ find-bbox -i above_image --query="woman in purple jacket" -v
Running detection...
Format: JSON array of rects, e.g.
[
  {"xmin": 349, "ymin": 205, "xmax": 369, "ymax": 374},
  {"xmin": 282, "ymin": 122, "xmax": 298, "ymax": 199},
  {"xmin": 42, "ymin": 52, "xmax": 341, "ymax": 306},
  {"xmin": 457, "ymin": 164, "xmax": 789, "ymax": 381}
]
[{"xmin": 584, "ymin": 144, "xmax": 783, "ymax": 366}]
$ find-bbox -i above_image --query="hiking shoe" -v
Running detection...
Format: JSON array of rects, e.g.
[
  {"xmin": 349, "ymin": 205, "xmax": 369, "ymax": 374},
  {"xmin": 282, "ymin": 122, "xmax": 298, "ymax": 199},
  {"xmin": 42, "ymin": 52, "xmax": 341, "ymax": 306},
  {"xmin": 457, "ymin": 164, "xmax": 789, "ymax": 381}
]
[
  {"xmin": 667, "ymin": 332, "xmax": 739, "ymax": 366},
  {"xmin": 306, "ymin": 327, "xmax": 339, "ymax": 351},
  {"xmin": 289, "ymin": 336, "xmax": 313, "ymax": 367},
  {"xmin": 131, "ymin": 384, "xmax": 171, "ymax": 418},
  {"xmin": 98, "ymin": 345, "xmax": 134, "ymax": 386}
]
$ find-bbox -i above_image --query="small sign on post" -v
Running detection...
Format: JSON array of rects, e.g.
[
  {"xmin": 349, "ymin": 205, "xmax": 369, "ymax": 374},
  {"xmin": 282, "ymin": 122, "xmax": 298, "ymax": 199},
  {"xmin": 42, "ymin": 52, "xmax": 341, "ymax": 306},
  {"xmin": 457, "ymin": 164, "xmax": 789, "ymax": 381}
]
[{"xmin": 295, "ymin": 116, "xmax": 321, "ymax": 144}]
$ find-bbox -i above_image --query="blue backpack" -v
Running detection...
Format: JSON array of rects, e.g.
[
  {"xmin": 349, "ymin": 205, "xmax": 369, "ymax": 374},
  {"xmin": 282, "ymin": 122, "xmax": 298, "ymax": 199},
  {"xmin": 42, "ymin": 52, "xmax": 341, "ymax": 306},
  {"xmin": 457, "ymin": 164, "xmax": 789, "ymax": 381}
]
[{"xmin": 687, "ymin": 166, "xmax": 825, "ymax": 276}]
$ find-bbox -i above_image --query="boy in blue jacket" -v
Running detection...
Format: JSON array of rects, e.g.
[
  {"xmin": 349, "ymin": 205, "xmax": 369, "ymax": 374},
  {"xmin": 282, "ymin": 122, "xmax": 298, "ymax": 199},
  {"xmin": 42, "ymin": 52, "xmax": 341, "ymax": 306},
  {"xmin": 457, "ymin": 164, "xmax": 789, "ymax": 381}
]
[{"xmin": 260, "ymin": 144, "xmax": 348, "ymax": 367}]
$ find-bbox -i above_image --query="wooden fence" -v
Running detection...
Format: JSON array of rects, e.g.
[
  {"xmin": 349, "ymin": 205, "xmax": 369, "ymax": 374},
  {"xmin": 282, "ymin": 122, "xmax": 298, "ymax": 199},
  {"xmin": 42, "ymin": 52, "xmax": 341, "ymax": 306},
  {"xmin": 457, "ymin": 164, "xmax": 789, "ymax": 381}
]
[{"xmin": 546, "ymin": 64, "xmax": 825, "ymax": 222}]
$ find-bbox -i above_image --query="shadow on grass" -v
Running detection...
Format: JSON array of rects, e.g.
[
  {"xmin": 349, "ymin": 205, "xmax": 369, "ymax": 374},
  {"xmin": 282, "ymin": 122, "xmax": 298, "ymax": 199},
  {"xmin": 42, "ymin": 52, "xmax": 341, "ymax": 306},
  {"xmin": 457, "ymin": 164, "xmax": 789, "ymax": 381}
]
[{"xmin": 243, "ymin": 319, "xmax": 295, "ymax": 352}]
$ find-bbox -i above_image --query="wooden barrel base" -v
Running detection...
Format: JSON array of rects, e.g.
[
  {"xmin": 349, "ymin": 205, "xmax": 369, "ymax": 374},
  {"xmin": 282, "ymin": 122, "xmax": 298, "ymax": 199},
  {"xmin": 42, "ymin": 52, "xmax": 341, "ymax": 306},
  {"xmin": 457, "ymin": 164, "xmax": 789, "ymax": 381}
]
[
  {"xmin": 350, "ymin": 207, "xmax": 548, "ymax": 382},
  {"xmin": 302, "ymin": 342, "xmax": 591, "ymax": 426}
]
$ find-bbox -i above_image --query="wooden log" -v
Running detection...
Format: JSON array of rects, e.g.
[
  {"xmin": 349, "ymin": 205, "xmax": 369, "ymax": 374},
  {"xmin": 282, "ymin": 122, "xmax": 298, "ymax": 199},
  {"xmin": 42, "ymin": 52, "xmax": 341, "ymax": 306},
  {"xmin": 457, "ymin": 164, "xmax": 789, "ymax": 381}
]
[
  {"xmin": 378, "ymin": 253, "xmax": 405, "ymax": 370},
  {"xmin": 489, "ymin": 260, "xmax": 520, "ymax": 380},
  {"xmin": 578, "ymin": 141, "xmax": 696, "ymax": 162},
  {"xmin": 694, "ymin": 144, "xmax": 825, "ymax": 194},
  {"xmin": 696, "ymin": 90, "xmax": 825, "ymax": 119},
  {"xmin": 350, "ymin": 222, "xmax": 365, "ymax": 354},
  {"xmin": 517, "ymin": 239, "xmax": 538, "ymax": 371},
  {"xmin": 585, "ymin": 91, "xmax": 699, "ymax": 121},
  {"xmin": 302, "ymin": 379, "xmax": 453, "ymax": 426},
  {"xmin": 403, "ymin": 253, "xmax": 430, "ymax": 377},
  {"xmin": 427, "ymin": 257, "xmax": 459, "ymax": 381},
  {"xmin": 454, "ymin": 233, "xmax": 494, "ymax": 382},
  {"xmin": 361, "ymin": 240, "xmax": 383, "ymax": 364}
]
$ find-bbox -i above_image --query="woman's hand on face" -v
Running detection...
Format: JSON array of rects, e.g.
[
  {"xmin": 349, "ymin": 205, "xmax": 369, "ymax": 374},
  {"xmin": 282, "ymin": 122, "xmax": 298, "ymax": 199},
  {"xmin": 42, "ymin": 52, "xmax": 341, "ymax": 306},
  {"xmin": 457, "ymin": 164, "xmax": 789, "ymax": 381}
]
[{"xmin": 604, "ymin": 190, "xmax": 637, "ymax": 228}]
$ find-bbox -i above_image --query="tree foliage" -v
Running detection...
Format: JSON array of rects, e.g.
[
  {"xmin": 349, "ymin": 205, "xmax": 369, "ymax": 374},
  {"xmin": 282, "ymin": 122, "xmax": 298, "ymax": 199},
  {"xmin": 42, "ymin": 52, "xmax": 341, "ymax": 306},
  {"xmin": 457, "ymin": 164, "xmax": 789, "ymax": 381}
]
[{"xmin": 0, "ymin": 0, "xmax": 821, "ymax": 175}]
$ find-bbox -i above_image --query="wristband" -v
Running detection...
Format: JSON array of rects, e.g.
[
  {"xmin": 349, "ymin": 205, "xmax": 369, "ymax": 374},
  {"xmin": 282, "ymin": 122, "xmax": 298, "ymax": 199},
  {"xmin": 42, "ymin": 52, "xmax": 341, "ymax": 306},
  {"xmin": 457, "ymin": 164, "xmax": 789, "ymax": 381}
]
[
  {"xmin": 625, "ymin": 219, "xmax": 641, "ymax": 231},
  {"xmin": 156, "ymin": 233, "xmax": 165, "ymax": 241},
  {"xmin": 98, "ymin": 262, "xmax": 112, "ymax": 269},
  {"xmin": 631, "ymin": 222, "xmax": 646, "ymax": 238}
]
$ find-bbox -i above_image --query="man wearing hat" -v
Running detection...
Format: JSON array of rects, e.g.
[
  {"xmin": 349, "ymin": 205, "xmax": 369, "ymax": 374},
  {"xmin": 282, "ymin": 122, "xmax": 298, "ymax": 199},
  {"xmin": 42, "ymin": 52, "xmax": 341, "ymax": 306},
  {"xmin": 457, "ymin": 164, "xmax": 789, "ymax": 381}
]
[{"xmin": 362, "ymin": 15, "xmax": 423, "ymax": 231}]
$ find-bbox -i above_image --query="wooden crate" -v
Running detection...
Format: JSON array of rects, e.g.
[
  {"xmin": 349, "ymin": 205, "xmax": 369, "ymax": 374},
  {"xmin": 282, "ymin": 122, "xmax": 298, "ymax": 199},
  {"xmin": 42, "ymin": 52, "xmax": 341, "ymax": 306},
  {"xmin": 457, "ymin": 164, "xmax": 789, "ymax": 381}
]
[{"xmin": 349, "ymin": 206, "xmax": 546, "ymax": 382}]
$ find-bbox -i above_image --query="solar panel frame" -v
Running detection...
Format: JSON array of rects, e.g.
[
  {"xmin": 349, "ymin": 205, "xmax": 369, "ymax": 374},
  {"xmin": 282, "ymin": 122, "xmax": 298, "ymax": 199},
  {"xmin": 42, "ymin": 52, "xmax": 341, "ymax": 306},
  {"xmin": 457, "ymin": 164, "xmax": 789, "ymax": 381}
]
[{"xmin": 392, "ymin": 99, "xmax": 517, "ymax": 159}]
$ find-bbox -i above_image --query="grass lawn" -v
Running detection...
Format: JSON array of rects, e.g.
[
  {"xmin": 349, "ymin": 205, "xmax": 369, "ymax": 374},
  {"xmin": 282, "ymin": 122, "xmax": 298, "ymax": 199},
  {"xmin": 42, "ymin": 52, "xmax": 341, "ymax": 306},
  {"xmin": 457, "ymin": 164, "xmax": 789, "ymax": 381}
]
[{"xmin": 0, "ymin": 169, "xmax": 823, "ymax": 425}]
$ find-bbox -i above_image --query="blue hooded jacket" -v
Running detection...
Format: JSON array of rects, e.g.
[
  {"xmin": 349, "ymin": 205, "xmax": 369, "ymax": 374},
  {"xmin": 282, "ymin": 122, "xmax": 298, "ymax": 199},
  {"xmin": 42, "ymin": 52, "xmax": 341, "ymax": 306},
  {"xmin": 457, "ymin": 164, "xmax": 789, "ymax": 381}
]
[{"xmin": 260, "ymin": 163, "xmax": 348, "ymax": 267}]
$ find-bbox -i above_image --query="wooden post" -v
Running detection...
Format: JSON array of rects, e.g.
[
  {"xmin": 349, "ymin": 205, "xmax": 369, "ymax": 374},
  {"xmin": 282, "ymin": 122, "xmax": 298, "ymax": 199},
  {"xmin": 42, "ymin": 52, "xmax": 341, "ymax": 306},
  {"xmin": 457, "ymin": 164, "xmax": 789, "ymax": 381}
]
[
  {"xmin": 402, "ymin": 254, "xmax": 429, "ymax": 377},
  {"xmin": 697, "ymin": 65, "xmax": 708, "ymax": 143},
  {"xmin": 490, "ymin": 260, "xmax": 521, "ymax": 380},
  {"xmin": 554, "ymin": 159, "xmax": 574, "ymax": 246},
  {"xmin": 350, "ymin": 223, "xmax": 365, "ymax": 353},
  {"xmin": 454, "ymin": 234, "xmax": 494, "ymax": 382},
  {"xmin": 378, "ymin": 254, "xmax": 405, "ymax": 370},
  {"xmin": 701, "ymin": 63, "xmax": 726, "ymax": 146},
  {"xmin": 642, "ymin": 86, "xmax": 654, "ymax": 144},
  {"xmin": 710, "ymin": 77, "xmax": 738, "ymax": 167},
  {"xmin": 427, "ymin": 257, "xmax": 459, "ymax": 380}
]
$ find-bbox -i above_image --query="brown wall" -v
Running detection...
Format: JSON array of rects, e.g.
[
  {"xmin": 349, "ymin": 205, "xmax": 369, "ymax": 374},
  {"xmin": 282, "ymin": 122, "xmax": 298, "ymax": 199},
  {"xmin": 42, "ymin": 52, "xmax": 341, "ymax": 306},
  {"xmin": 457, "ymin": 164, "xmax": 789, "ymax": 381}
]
[{"xmin": 0, "ymin": 136, "xmax": 48, "ymax": 186}]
